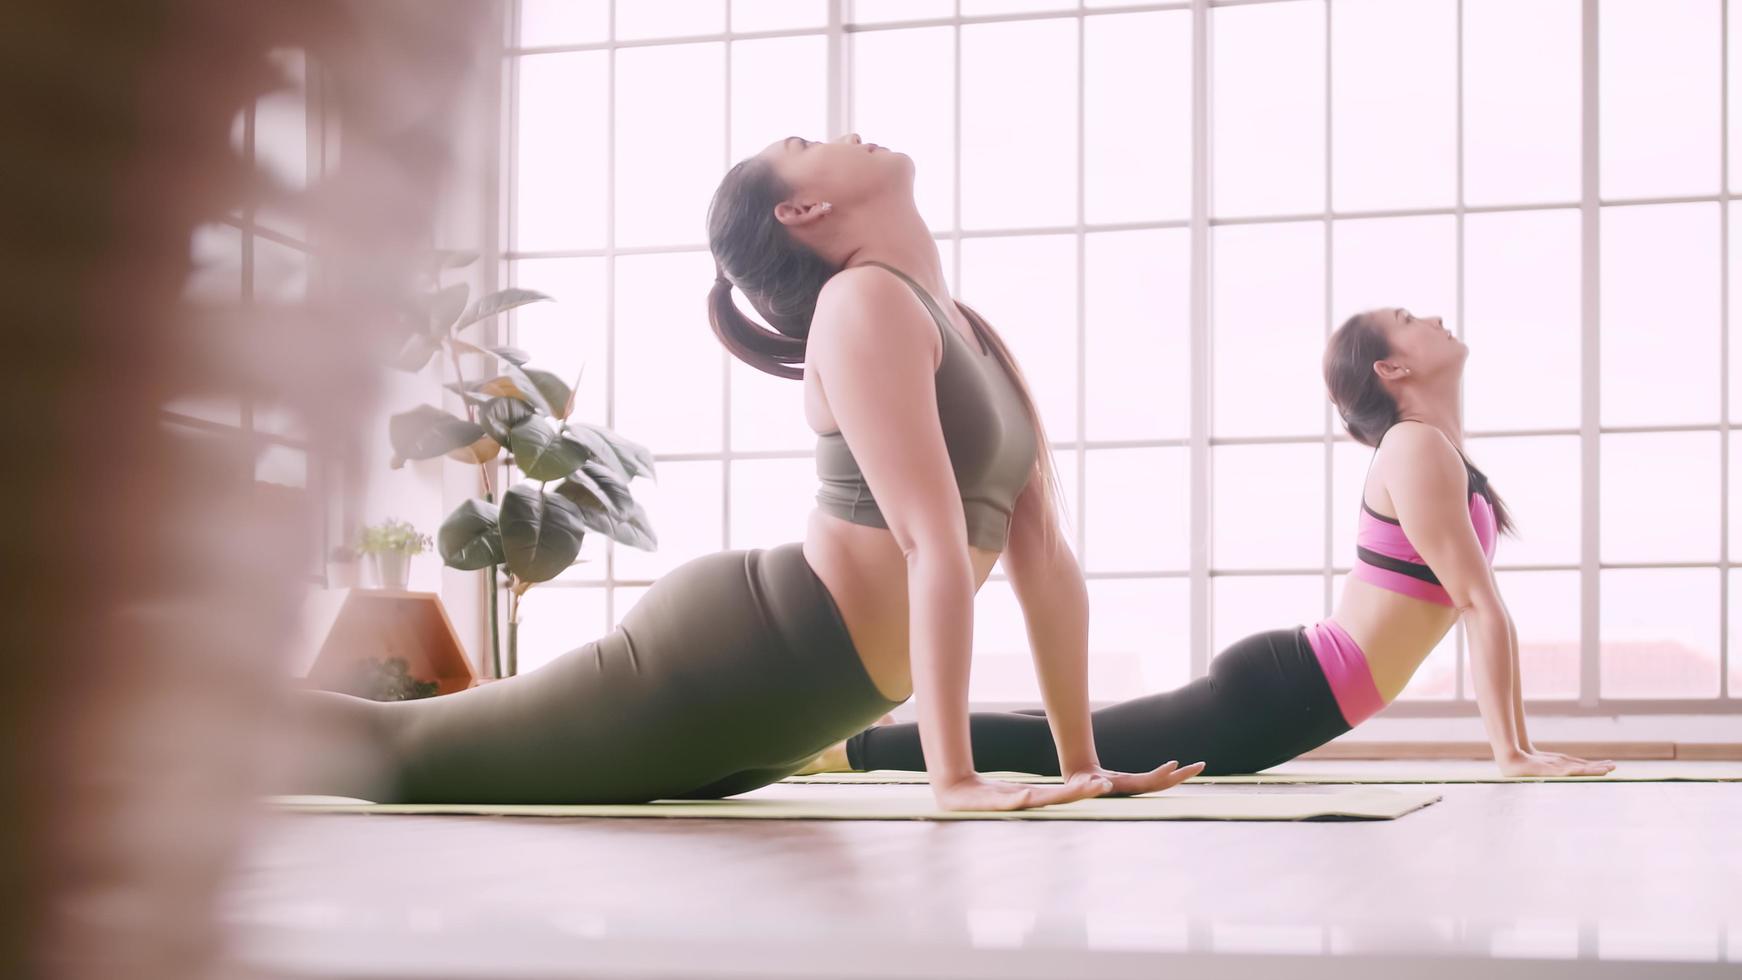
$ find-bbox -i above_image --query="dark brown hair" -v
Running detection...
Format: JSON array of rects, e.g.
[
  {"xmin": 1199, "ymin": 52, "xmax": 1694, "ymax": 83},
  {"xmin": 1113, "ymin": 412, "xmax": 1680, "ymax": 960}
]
[
  {"xmin": 704, "ymin": 156, "xmax": 1071, "ymax": 541},
  {"xmin": 1324, "ymin": 311, "xmax": 1514, "ymax": 536}
]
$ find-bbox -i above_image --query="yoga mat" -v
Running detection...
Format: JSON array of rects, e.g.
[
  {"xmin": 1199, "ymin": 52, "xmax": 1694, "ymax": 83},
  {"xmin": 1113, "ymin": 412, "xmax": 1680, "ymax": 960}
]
[
  {"xmin": 269, "ymin": 786, "xmax": 1441, "ymax": 822},
  {"xmin": 782, "ymin": 761, "xmax": 1742, "ymax": 785}
]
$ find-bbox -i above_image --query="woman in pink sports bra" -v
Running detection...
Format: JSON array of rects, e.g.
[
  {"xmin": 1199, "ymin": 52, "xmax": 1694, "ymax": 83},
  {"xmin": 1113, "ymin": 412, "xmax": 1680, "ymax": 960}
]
[{"xmin": 817, "ymin": 306, "xmax": 1617, "ymax": 779}]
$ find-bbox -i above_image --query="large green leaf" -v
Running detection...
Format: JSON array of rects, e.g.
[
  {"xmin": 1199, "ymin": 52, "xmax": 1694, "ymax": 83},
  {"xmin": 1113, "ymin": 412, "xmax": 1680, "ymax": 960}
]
[
  {"xmin": 392, "ymin": 333, "xmax": 442, "ymax": 373},
  {"xmin": 522, "ymin": 368, "xmax": 574, "ymax": 420},
  {"xmin": 428, "ymin": 282, "xmax": 470, "ymax": 336},
  {"xmin": 500, "ymin": 484, "xmax": 586, "ymax": 583},
  {"xmin": 555, "ymin": 460, "xmax": 657, "ymax": 551},
  {"xmin": 438, "ymin": 499, "xmax": 505, "ymax": 570},
  {"xmin": 499, "ymin": 362, "xmax": 553, "ymax": 415},
  {"xmin": 567, "ymin": 422, "xmax": 655, "ymax": 480},
  {"xmin": 388, "ymin": 405, "xmax": 486, "ymax": 469},
  {"xmin": 508, "ymin": 421, "xmax": 590, "ymax": 481},
  {"xmin": 480, "ymin": 396, "xmax": 535, "ymax": 444},
  {"xmin": 455, "ymin": 288, "xmax": 551, "ymax": 331}
]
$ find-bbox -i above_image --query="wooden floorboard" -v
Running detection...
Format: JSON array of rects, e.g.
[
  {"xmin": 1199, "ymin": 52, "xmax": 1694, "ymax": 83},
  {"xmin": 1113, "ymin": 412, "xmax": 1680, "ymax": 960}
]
[{"xmin": 226, "ymin": 762, "xmax": 1742, "ymax": 979}]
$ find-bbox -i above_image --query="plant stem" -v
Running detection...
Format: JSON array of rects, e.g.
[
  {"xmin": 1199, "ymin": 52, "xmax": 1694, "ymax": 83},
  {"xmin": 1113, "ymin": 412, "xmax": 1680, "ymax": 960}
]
[{"xmin": 506, "ymin": 581, "xmax": 521, "ymax": 677}]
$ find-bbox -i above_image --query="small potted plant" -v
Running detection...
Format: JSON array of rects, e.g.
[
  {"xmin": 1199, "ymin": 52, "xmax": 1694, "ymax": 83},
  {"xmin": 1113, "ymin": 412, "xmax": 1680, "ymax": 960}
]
[{"xmin": 354, "ymin": 518, "xmax": 431, "ymax": 591}]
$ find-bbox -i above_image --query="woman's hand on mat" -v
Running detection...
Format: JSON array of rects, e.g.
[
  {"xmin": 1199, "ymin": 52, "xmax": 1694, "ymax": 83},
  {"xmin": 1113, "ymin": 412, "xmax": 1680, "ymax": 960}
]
[
  {"xmin": 1069, "ymin": 761, "xmax": 1208, "ymax": 797},
  {"xmin": 1496, "ymin": 750, "xmax": 1617, "ymax": 777},
  {"xmin": 932, "ymin": 772, "xmax": 1114, "ymax": 811}
]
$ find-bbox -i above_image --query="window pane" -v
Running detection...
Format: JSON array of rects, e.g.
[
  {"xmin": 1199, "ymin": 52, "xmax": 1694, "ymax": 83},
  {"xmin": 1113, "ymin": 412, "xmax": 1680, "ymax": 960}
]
[
  {"xmin": 1330, "ymin": 439, "xmax": 1371, "ymax": 566},
  {"xmin": 520, "ymin": 0, "xmax": 609, "ymax": 46},
  {"xmin": 729, "ymin": 457, "xmax": 816, "ymax": 549},
  {"xmin": 1333, "ymin": 572, "xmax": 1458, "ymax": 700},
  {"xmin": 730, "ymin": 358, "xmax": 813, "ymax": 452},
  {"xmin": 613, "ymin": 585, "xmax": 649, "ymax": 627},
  {"xmin": 730, "ymin": 34, "xmax": 827, "ymax": 163},
  {"xmin": 552, "ymin": 525, "xmax": 608, "ymax": 583},
  {"xmin": 1330, "ymin": 0, "xmax": 1456, "ymax": 211},
  {"xmin": 962, "ymin": 0, "xmax": 1072, "ymax": 13},
  {"xmin": 517, "ymin": 52, "xmax": 608, "ymax": 251},
  {"xmin": 1087, "ymin": 578, "xmax": 1190, "ymax": 699},
  {"xmin": 511, "ymin": 258, "xmax": 609, "ymax": 427},
  {"xmin": 1600, "ymin": 568, "xmax": 1720, "ymax": 698},
  {"xmin": 968, "ymin": 580, "xmax": 1039, "ymax": 703},
  {"xmin": 959, "ymin": 234, "xmax": 1079, "ymax": 437},
  {"xmin": 1599, "ymin": 0, "xmax": 1721, "ymax": 200},
  {"xmin": 616, "ymin": 43, "xmax": 725, "ymax": 247},
  {"xmin": 1213, "ymin": 444, "xmax": 1326, "ymax": 570},
  {"xmin": 1084, "ymin": 229, "xmax": 1189, "ymax": 441},
  {"xmin": 1084, "ymin": 448, "xmax": 1189, "ymax": 573},
  {"xmin": 961, "ymin": 19, "xmax": 1077, "ymax": 229},
  {"xmin": 851, "ymin": 27, "xmax": 954, "ymax": 231},
  {"xmin": 732, "ymin": 0, "xmax": 826, "ymax": 31},
  {"xmin": 1733, "ymin": 432, "xmax": 1742, "ymax": 560},
  {"xmin": 1731, "ymin": 0, "xmax": 1742, "ymax": 191},
  {"xmin": 1331, "ymin": 215, "xmax": 1456, "ymax": 330},
  {"xmin": 614, "ymin": 251, "xmax": 723, "ymax": 453},
  {"xmin": 1213, "ymin": 575, "xmax": 1324, "ymax": 657},
  {"xmin": 1084, "ymin": 11, "xmax": 1191, "ymax": 225},
  {"xmin": 1489, "ymin": 570, "xmax": 1581, "ymax": 700},
  {"xmin": 255, "ymin": 49, "xmax": 308, "ymax": 237},
  {"xmin": 1464, "ymin": 435, "xmax": 1580, "ymax": 567},
  {"xmin": 254, "ymin": 236, "xmax": 309, "ymax": 305},
  {"xmin": 1600, "ymin": 203, "xmax": 1720, "ymax": 427},
  {"xmin": 1212, "ymin": 1, "xmax": 1325, "ymax": 217},
  {"xmin": 1730, "ymin": 572, "xmax": 1742, "ymax": 697},
  {"xmin": 847, "ymin": 0, "xmax": 951, "ymax": 23},
  {"xmin": 1212, "ymin": 222, "xmax": 1326, "ymax": 437},
  {"xmin": 515, "ymin": 587, "xmax": 608, "ymax": 676},
  {"xmin": 1732, "ymin": 201, "xmax": 1742, "ymax": 423},
  {"xmin": 1601, "ymin": 432, "xmax": 1720, "ymax": 564},
  {"xmin": 172, "ymin": 225, "xmax": 246, "ymax": 420},
  {"xmin": 617, "ymin": 0, "xmax": 723, "ymax": 40},
  {"xmin": 1463, "ymin": 0, "xmax": 1581, "ymax": 206},
  {"xmin": 612, "ymin": 460, "xmax": 724, "ymax": 580},
  {"xmin": 1464, "ymin": 209, "xmax": 1581, "ymax": 431}
]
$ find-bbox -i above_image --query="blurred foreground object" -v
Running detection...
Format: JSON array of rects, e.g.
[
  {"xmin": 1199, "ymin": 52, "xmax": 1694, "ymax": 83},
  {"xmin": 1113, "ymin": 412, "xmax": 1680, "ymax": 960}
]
[{"xmin": 0, "ymin": 1, "xmax": 495, "ymax": 977}]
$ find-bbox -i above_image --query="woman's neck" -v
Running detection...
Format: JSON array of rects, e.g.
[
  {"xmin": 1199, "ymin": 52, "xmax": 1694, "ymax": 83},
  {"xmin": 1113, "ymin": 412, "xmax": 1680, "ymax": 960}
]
[
  {"xmin": 1395, "ymin": 382, "xmax": 1465, "ymax": 447},
  {"xmin": 833, "ymin": 203, "xmax": 951, "ymax": 303}
]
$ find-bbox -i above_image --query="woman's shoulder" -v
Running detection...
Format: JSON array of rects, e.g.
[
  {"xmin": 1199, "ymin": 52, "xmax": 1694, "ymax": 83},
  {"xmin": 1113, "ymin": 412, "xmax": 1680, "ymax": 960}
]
[
  {"xmin": 809, "ymin": 265, "xmax": 941, "ymax": 359},
  {"xmin": 1375, "ymin": 421, "xmax": 1465, "ymax": 481}
]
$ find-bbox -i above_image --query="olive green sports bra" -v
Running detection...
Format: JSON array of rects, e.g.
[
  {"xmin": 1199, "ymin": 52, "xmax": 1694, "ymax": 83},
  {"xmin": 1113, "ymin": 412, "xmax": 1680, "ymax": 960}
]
[{"xmin": 814, "ymin": 261, "xmax": 1038, "ymax": 552}]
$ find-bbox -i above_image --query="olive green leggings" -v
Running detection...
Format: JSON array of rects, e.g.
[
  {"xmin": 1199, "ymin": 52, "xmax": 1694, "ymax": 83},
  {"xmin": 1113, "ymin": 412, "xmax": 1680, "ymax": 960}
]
[{"xmin": 290, "ymin": 543, "xmax": 902, "ymax": 803}]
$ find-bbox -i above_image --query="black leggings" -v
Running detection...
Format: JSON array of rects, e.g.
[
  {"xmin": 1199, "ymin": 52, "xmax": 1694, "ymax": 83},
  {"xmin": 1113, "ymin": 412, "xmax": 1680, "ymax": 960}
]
[
  {"xmin": 845, "ymin": 627, "xmax": 1353, "ymax": 777},
  {"xmin": 289, "ymin": 543, "xmax": 902, "ymax": 803}
]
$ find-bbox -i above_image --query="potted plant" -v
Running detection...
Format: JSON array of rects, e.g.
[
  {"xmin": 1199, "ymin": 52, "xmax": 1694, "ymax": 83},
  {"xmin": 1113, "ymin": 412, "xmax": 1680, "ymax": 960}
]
[
  {"xmin": 354, "ymin": 518, "xmax": 431, "ymax": 591},
  {"xmin": 385, "ymin": 252, "xmax": 657, "ymax": 678}
]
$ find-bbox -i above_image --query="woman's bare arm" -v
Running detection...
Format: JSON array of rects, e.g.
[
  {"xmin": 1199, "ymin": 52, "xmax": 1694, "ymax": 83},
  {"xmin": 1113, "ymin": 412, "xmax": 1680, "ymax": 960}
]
[{"xmin": 808, "ymin": 268, "xmax": 1112, "ymax": 809}]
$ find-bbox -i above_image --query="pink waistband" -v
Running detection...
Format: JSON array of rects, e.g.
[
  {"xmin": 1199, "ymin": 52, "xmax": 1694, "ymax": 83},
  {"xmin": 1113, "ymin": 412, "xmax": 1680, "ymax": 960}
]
[{"xmin": 1301, "ymin": 619, "xmax": 1386, "ymax": 727}]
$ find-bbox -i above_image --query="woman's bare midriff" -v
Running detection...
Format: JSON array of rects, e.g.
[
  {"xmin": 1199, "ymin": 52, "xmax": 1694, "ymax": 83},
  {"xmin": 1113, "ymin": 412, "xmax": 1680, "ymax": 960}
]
[
  {"xmin": 802, "ymin": 508, "xmax": 1000, "ymax": 703},
  {"xmin": 1331, "ymin": 577, "xmax": 1462, "ymax": 703}
]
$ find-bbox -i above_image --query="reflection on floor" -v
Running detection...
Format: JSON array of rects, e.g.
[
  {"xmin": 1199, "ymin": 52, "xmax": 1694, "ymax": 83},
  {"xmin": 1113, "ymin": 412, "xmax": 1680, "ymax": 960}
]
[{"xmin": 228, "ymin": 761, "xmax": 1741, "ymax": 979}]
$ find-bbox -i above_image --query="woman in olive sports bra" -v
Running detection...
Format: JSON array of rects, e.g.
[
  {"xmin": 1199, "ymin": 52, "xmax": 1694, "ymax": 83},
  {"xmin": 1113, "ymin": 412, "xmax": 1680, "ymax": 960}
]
[
  {"xmin": 282, "ymin": 134, "xmax": 1197, "ymax": 810},
  {"xmin": 816, "ymin": 307, "xmax": 1615, "ymax": 779}
]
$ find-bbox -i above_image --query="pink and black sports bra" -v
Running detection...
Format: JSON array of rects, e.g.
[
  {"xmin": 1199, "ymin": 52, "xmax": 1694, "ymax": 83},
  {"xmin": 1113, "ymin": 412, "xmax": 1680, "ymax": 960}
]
[{"xmin": 1349, "ymin": 426, "xmax": 1499, "ymax": 607}]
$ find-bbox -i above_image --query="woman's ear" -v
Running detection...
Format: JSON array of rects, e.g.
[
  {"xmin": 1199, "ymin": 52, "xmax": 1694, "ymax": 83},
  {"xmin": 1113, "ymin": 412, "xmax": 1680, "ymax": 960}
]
[
  {"xmin": 1372, "ymin": 359, "xmax": 1411, "ymax": 383},
  {"xmin": 773, "ymin": 200, "xmax": 832, "ymax": 228}
]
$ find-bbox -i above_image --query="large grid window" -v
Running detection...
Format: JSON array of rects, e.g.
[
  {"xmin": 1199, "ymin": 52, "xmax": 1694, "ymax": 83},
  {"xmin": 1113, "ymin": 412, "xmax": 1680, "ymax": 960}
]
[
  {"xmin": 505, "ymin": 0, "xmax": 1741, "ymax": 715},
  {"xmin": 168, "ymin": 50, "xmax": 326, "ymax": 585}
]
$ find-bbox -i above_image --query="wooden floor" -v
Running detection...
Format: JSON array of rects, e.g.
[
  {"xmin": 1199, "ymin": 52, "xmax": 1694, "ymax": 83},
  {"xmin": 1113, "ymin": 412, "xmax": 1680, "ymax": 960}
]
[{"xmin": 227, "ymin": 762, "xmax": 1742, "ymax": 979}]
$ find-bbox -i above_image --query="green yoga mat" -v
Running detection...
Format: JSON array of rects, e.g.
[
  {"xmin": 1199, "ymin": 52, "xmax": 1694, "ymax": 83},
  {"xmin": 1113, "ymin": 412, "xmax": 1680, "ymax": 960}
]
[
  {"xmin": 783, "ymin": 761, "xmax": 1742, "ymax": 785},
  {"xmin": 269, "ymin": 786, "xmax": 1441, "ymax": 821}
]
